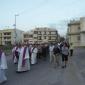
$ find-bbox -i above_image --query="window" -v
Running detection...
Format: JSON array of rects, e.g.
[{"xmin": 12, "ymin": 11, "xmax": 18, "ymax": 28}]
[
  {"xmin": 38, "ymin": 36, "xmax": 42, "ymax": 40},
  {"xmin": 7, "ymin": 37, "xmax": 11, "ymax": 39},
  {"xmin": 49, "ymin": 32, "xmax": 51, "ymax": 35},
  {"xmin": 4, "ymin": 37, "xmax": 11, "ymax": 39},
  {"xmin": 34, "ymin": 37, "xmax": 37, "ymax": 39},
  {"xmin": 29, "ymin": 35, "xmax": 33, "ymax": 38},
  {"xmin": 5, "ymin": 41, "xmax": 11, "ymax": 45},
  {"xmin": 4, "ymin": 32, "xmax": 11, "ymax": 35},
  {"xmin": 34, "ymin": 31, "xmax": 38, "ymax": 34},
  {"xmin": 24, "ymin": 34, "xmax": 28, "ymax": 38},
  {"xmin": 48, "ymin": 36, "xmax": 51, "ymax": 40},
  {"xmin": 50, "ymin": 31, "xmax": 57, "ymax": 35},
  {"xmin": 77, "ymin": 36, "xmax": 80, "ymax": 41},
  {"xmin": 44, "ymin": 31, "xmax": 46, "ymax": 35},
  {"xmin": 4, "ymin": 37, "xmax": 6, "ymax": 39},
  {"xmin": 24, "ymin": 40, "xmax": 28, "ymax": 43},
  {"xmin": 38, "ymin": 31, "xmax": 41, "ymax": 35},
  {"xmin": 7, "ymin": 32, "xmax": 11, "ymax": 35},
  {"xmin": 78, "ymin": 27, "xmax": 80, "ymax": 30},
  {"xmin": 44, "ymin": 36, "xmax": 46, "ymax": 39}
]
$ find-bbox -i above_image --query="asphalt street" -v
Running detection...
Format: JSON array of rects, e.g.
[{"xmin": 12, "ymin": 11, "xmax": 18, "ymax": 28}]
[{"xmin": 1, "ymin": 48, "xmax": 85, "ymax": 85}]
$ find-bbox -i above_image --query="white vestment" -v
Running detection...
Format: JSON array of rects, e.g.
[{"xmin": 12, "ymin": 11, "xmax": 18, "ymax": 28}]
[
  {"xmin": 12, "ymin": 46, "xmax": 19, "ymax": 64},
  {"xmin": 49, "ymin": 45, "xmax": 54, "ymax": 62},
  {"xmin": 0, "ymin": 52, "xmax": 8, "ymax": 83},
  {"xmin": 31, "ymin": 48, "xmax": 38, "ymax": 64},
  {"xmin": 17, "ymin": 46, "xmax": 30, "ymax": 72}
]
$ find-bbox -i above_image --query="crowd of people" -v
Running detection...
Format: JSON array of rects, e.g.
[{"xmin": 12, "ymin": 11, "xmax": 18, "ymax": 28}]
[{"xmin": 0, "ymin": 41, "xmax": 74, "ymax": 84}]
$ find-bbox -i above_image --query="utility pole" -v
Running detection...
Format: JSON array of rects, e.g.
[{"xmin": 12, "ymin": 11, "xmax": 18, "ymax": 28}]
[{"xmin": 14, "ymin": 14, "xmax": 19, "ymax": 43}]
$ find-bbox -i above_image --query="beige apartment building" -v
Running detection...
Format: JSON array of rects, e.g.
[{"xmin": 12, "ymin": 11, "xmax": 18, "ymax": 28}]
[
  {"xmin": 0, "ymin": 30, "xmax": 2, "ymax": 45},
  {"xmin": 23, "ymin": 27, "xmax": 59, "ymax": 44},
  {"xmin": 0, "ymin": 29, "xmax": 23, "ymax": 45},
  {"xmin": 67, "ymin": 17, "xmax": 85, "ymax": 47},
  {"xmin": 23, "ymin": 31, "xmax": 34, "ymax": 44}
]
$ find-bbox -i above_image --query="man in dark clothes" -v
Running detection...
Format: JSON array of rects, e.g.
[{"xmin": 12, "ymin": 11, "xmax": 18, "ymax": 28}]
[
  {"xmin": 42, "ymin": 44, "xmax": 47, "ymax": 60},
  {"xmin": 45, "ymin": 44, "xmax": 49, "ymax": 58}
]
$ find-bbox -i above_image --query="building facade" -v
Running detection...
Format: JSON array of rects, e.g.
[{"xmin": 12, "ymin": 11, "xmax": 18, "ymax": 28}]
[
  {"xmin": 67, "ymin": 17, "xmax": 85, "ymax": 47},
  {"xmin": 0, "ymin": 30, "xmax": 2, "ymax": 45},
  {"xmin": 23, "ymin": 27, "xmax": 59, "ymax": 44},
  {"xmin": 0, "ymin": 29, "xmax": 23, "ymax": 45},
  {"xmin": 23, "ymin": 31, "xmax": 34, "ymax": 44}
]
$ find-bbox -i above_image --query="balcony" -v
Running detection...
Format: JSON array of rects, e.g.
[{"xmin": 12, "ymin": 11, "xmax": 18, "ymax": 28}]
[
  {"xmin": 80, "ymin": 30, "xmax": 85, "ymax": 33},
  {"xmin": 67, "ymin": 31, "xmax": 80, "ymax": 35},
  {"xmin": 3, "ymin": 32, "xmax": 11, "ymax": 35},
  {"xmin": 38, "ymin": 33, "xmax": 42, "ymax": 35},
  {"xmin": 24, "ymin": 34, "xmax": 29, "ymax": 38}
]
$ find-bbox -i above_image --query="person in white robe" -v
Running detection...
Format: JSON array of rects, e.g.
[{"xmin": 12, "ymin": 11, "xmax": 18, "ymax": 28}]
[
  {"xmin": 0, "ymin": 49, "xmax": 8, "ymax": 84},
  {"xmin": 12, "ymin": 45, "xmax": 19, "ymax": 64},
  {"xmin": 31, "ymin": 44, "xmax": 38, "ymax": 65},
  {"xmin": 17, "ymin": 44, "xmax": 30, "ymax": 72},
  {"xmin": 29, "ymin": 45, "xmax": 33, "ymax": 58},
  {"xmin": 49, "ymin": 44, "xmax": 54, "ymax": 63}
]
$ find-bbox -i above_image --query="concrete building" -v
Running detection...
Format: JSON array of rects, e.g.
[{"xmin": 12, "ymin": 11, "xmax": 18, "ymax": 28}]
[
  {"xmin": 0, "ymin": 30, "xmax": 2, "ymax": 45},
  {"xmin": 67, "ymin": 17, "xmax": 85, "ymax": 47},
  {"xmin": 23, "ymin": 31, "xmax": 34, "ymax": 44},
  {"xmin": 0, "ymin": 29, "xmax": 23, "ymax": 45},
  {"xmin": 23, "ymin": 27, "xmax": 59, "ymax": 44}
]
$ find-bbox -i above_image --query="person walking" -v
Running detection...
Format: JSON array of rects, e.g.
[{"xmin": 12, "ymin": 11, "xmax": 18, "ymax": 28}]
[
  {"xmin": 61, "ymin": 43, "xmax": 69, "ymax": 68},
  {"xmin": 31, "ymin": 44, "xmax": 38, "ymax": 65},
  {"xmin": 17, "ymin": 43, "xmax": 30, "ymax": 72},
  {"xmin": 70, "ymin": 43, "xmax": 74, "ymax": 56},
  {"xmin": 0, "ymin": 48, "xmax": 8, "ymax": 84},
  {"xmin": 42, "ymin": 44, "xmax": 47, "ymax": 61},
  {"xmin": 53, "ymin": 44, "xmax": 60, "ymax": 68},
  {"xmin": 49, "ymin": 43, "xmax": 54, "ymax": 63}
]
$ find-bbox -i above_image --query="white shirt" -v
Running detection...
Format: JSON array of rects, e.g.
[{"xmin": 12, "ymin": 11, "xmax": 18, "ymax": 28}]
[{"xmin": 49, "ymin": 45, "xmax": 54, "ymax": 52}]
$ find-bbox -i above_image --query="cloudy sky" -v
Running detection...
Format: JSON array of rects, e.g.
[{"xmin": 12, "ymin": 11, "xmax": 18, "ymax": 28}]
[{"xmin": 0, "ymin": 0, "xmax": 85, "ymax": 35}]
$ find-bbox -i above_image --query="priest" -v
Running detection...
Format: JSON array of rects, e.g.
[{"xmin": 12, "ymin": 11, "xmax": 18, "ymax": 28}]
[
  {"xmin": 12, "ymin": 44, "xmax": 19, "ymax": 64},
  {"xmin": 17, "ymin": 43, "xmax": 30, "ymax": 72},
  {"xmin": 0, "ymin": 49, "xmax": 8, "ymax": 84},
  {"xmin": 31, "ymin": 44, "xmax": 38, "ymax": 64}
]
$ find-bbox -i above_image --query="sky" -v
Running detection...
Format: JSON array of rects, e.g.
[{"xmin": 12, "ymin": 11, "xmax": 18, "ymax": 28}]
[{"xmin": 0, "ymin": 0, "xmax": 85, "ymax": 36}]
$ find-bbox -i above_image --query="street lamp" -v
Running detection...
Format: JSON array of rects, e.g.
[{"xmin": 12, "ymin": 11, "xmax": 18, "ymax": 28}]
[{"xmin": 14, "ymin": 14, "xmax": 19, "ymax": 43}]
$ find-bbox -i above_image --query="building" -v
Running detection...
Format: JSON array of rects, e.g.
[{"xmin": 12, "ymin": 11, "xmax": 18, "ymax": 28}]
[
  {"xmin": 0, "ymin": 30, "xmax": 2, "ymax": 45},
  {"xmin": 23, "ymin": 31, "xmax": 34, "ymax": 44},
  {"xmin": 67, "ymin": 17, "xmax": 85, "ymax": 47},
  {"xmin": 0, "ymin": 29, "xmax": 23, "ymax": 45},
  {"xmin": 23, "ymin": 27, "xmax": 59, "ymax": 44}
]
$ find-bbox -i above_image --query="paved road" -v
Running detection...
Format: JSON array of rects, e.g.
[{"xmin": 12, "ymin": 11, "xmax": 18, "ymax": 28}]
[{"xmin": 2, "ymin": 48, "xmax": 85, "ymax": 85}]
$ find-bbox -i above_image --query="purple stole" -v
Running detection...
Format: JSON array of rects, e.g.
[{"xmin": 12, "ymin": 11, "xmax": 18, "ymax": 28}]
[
  {"xmin": 13, "ymin": 47, "xmax": 18, "ymax": 60},
  {"xmin": 29, "ymin": 47, "xmax": 35, "ymax": 58},
  {"xmin": 13, "ymin": 51, "xmax": 15, "ymax": 60},
  {"xmin": 32, "ymin": 47, "xmax": 35, "ymax": 53},
  {"xmin": 22, "ymin": 47, "xmax": 27, "ymax": 67}
]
